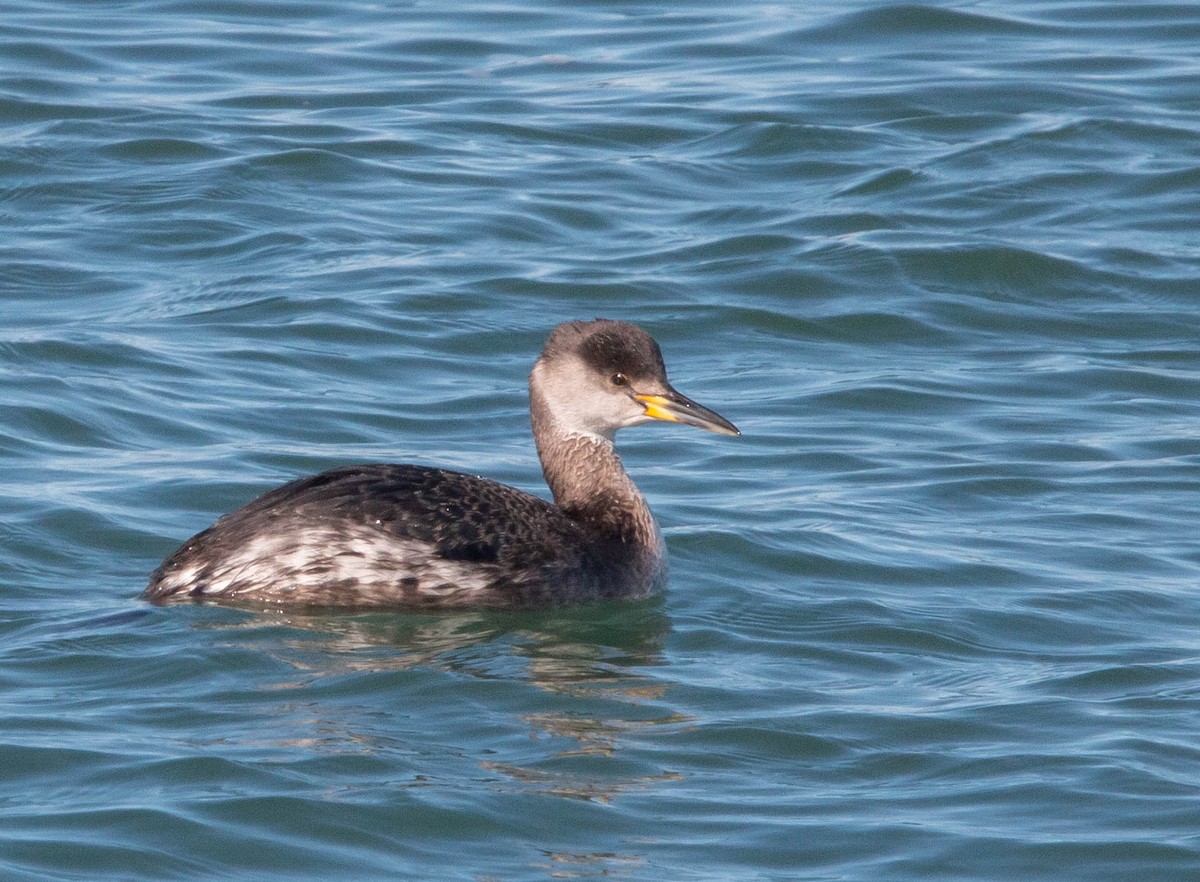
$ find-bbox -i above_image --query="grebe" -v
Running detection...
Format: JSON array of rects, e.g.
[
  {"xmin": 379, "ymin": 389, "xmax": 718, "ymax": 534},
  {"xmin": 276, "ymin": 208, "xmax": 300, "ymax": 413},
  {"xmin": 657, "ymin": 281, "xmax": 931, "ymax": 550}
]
[{"xmin": 144, "ymin": 319, "xmax": 739, "ymax": 609}]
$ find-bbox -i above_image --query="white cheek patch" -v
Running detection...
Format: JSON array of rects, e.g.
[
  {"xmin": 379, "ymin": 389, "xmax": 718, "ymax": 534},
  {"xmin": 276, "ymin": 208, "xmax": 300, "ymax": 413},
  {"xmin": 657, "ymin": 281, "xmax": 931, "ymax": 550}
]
[{"xmin": 533, "ymin": 356, "xmax": 632, "ymax": 440}]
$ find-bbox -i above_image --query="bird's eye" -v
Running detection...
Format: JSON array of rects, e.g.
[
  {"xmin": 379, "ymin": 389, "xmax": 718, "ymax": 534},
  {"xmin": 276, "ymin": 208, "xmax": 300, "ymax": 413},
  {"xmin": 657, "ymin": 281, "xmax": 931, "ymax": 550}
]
[{"xmin": 610, "ymin": 372, "xmax": 628, "ymax": 387}]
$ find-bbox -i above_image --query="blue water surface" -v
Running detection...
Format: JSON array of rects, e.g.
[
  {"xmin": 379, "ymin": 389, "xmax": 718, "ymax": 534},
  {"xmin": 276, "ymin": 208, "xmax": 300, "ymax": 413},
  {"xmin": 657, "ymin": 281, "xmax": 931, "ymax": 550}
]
[{"xmin": 3, "ymin": 0, "xmax": 1200, "ymax": 879}]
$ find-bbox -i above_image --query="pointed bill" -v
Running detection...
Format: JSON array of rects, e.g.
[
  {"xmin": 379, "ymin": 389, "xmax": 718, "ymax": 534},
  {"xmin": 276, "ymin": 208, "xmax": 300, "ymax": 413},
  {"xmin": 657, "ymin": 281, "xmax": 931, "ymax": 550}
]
[{"xmin": 635, "ymin": 389, "xmax": 740, "ymax": 436}]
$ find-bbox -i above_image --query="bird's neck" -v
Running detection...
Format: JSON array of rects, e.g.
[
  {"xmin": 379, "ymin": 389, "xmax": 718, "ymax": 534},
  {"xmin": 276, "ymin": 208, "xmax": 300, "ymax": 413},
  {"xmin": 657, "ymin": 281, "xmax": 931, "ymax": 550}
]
[{"xmin": 531, "ymin": 398, "xmax": 661, "ymax": 549}]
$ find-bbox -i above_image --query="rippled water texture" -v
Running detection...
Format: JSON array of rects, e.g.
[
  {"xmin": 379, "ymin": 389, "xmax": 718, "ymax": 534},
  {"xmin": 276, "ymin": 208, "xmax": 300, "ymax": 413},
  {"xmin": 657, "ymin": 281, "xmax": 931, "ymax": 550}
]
[{"xmin": 3, "ymin": 1, "xmax": 1200, "ymax": 879}]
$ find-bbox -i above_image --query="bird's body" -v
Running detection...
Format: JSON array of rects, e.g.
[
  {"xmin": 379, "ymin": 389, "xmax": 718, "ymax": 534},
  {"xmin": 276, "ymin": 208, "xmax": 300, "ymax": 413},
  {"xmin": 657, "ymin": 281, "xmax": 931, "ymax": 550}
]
[{"xmin": 144, "ymin": 319, "xmax": 738, "ymax": 609}]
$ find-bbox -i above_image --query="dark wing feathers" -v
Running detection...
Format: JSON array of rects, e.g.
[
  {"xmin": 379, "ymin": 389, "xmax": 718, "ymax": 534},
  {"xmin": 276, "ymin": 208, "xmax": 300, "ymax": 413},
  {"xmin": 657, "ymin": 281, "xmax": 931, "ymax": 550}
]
[{"xmin": 215, "ymin": 464, "xmax": 583, "ymax": 567}]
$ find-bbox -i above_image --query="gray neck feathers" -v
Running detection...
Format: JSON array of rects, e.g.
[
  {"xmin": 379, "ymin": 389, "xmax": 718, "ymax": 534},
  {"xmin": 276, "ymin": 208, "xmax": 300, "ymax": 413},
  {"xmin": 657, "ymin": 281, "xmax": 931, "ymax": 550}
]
[{"xmin": 529, "ymin": 381, "xmax": 661, "ymax": 550}]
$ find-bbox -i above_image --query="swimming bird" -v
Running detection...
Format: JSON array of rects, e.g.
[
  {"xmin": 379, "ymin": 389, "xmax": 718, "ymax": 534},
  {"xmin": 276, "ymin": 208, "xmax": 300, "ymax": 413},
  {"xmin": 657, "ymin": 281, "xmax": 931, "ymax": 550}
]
[{"xmin": 143, "ymin": 319, "xmax": 739, "ymax": 609}]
